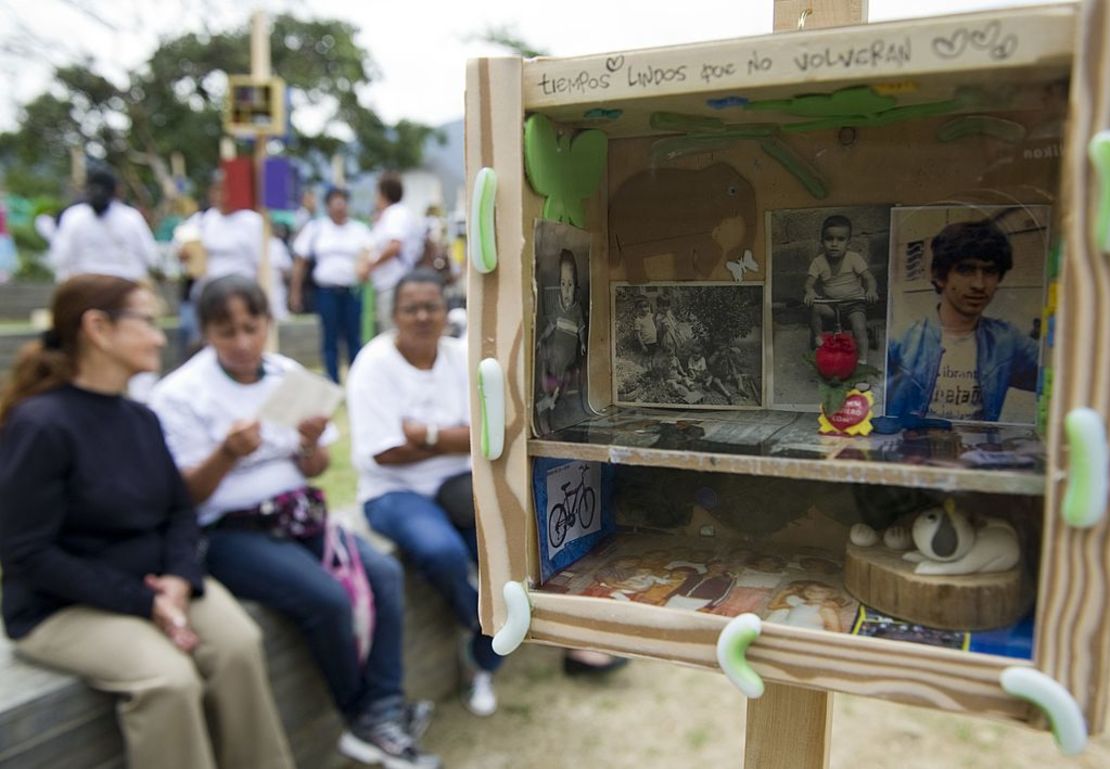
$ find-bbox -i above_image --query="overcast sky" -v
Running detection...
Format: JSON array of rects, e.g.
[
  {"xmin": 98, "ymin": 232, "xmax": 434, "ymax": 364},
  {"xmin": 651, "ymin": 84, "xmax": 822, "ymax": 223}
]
[{"xmin": 1, "ymin": 0, "xmax": 1069, "ymax": 132}]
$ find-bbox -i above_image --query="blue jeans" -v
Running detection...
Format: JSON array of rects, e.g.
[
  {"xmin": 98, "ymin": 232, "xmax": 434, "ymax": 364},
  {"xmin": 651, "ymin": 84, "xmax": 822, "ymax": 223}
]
[
  {"xmin": 316, "ymin": 285, "xmax": 362, "ymax": 382},
  {"xmin": 204, "ymin": 528, "xmax": 405, "ymax": 722},
  {"xmin": 364, "ymin": 491, "xmax": 503, "ymax": 673}
]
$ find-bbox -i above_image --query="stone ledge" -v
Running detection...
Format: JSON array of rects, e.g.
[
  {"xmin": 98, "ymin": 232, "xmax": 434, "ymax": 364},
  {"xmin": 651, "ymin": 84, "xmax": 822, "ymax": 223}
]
[{"xmin": 0, "ymin": 530, "xmax": 459, "ymax": 769}]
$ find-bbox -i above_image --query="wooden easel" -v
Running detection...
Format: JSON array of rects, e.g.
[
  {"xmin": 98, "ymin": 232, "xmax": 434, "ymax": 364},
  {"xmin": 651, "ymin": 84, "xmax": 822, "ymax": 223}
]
[{"xmin": 742, "ymin": 7, "xmax": 869, "ymax": 769}]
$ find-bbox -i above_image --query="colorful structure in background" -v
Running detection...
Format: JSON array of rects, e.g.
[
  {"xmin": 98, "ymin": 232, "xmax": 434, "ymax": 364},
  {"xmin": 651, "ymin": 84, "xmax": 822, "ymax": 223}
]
[{"xmin": 0, "ymin": 201, "xmax": 17, "ymax": 283}]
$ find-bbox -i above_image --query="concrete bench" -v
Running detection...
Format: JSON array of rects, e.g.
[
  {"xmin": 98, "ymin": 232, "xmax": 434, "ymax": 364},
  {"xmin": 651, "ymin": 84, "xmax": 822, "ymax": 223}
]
[{"xmin": 0, "ymin": 535, "xmax": 460, "ymax": 769}]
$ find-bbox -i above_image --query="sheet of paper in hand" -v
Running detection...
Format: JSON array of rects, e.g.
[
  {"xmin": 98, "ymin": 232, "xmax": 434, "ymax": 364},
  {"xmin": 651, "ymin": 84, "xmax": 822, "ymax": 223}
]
[{"xmin": 256, "ymin": 366, "xmax": 345, "ymax": 428}]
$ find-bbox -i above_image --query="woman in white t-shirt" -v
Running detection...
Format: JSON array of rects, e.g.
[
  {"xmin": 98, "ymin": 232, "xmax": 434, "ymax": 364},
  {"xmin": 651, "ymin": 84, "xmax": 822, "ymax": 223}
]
[
  {"xmin": 348, "ymin": 270, "xmax": 515, "ymax": 719},
  {"xmin": 150, "ymin": 275, "xmax": 440, "ymax": 769},
  {"xmin": 290, "ymin": 188, "xmax": 372, "ymax": 383}
]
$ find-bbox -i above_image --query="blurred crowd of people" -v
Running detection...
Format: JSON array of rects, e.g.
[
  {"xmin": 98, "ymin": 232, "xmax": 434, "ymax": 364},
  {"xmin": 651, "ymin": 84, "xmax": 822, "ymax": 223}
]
[{"xmin": 0, "ymin": 165, "xmax": 623, "ymax": 769}]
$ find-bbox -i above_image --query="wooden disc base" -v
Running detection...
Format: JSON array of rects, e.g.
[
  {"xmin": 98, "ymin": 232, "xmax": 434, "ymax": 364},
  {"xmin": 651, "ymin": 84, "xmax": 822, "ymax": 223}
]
[{"xmin": 844, "ymin": 544, "xmax": 1031, "ymax": 631}]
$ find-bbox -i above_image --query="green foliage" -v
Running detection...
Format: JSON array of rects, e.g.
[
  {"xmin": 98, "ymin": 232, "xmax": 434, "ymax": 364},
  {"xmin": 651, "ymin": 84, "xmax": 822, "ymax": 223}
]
[
  {"xmin": 0, "ymin": 15, "xmax": 435, "ymax": 202},
  {"xmin": 471, "ymin": 24, "xmax": 550, "ymax": 59}
]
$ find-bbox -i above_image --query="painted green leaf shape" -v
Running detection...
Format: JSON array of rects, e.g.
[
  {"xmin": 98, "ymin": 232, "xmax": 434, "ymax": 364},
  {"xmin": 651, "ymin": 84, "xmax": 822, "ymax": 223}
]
[
  {"xmin": 937, "ymin": 115, "xmax": 1027, "ymax": 144},
  {"xmin": 649, "ymin": 111, "xmax": 726, "ymax": 133},
  {"xmin": 780, "ymin": 98, "xmax": 964, "ymax": 134},
  {"xmin": 759, "ymin": 138, "xmax": 828, "ymax": 199},
  {"xmin": 523, "ymin": 114, "xmax": 607, "ymax": 227},
  {"xmin": 650, "ymin": 125, "xmax": 779, "ymax": 162},
  {"xmin": 747, "ymin": 85, "xmax": 897, "ymax": 117}
]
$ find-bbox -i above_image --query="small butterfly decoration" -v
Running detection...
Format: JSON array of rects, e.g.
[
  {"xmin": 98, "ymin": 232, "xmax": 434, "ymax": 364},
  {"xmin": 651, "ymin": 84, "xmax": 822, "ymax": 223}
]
[
  {"xmin": 725, "ymin": 249, "xmax": 759, "ymax": 282},
  {"xmin": 524, "ymin": 114, "xmax": 607, "ymax": 228}
]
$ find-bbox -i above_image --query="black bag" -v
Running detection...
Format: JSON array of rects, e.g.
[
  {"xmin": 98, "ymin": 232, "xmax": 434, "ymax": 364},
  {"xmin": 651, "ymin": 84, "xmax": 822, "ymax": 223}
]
[
  {"xmin": 301, "ymin": 256, "xmax": 318, "ymax": 314},
  {"xmin": 291, "ymin": 221, "xmax": 320, "ymax": 314},
  {"xmin": 435, "ymin": 472, "xmax": 475, "ymax": 529}
]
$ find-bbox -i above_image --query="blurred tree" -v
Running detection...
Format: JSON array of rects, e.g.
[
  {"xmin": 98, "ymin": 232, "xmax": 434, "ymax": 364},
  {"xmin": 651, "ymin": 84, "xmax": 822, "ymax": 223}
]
[
  {"xmin": 0, "ymin": 14, "xmax": 438, "ymax": 204},
  {"xmin": 470, "ymin": 24, "xmax": 550, "ymax": 58}
]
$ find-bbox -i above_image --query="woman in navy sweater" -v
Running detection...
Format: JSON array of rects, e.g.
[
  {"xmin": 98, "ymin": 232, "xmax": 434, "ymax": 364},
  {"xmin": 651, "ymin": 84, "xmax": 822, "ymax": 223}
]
[{"xmin": 0, "ymin": 275, "xmax": 294, "ymax": 769}]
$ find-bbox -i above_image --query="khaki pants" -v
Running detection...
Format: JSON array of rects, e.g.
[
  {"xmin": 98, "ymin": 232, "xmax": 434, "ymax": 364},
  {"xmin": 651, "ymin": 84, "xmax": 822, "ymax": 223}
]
[{"xmin": 16, "ymin": 579, "xmax": 295, "ymax": 769}]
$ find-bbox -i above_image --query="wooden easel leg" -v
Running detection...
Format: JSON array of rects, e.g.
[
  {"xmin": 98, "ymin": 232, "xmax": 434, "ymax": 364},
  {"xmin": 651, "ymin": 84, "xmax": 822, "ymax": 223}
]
[{"xmin": 743, "ymin": 683, "xmax": 832, "ymax": 769}]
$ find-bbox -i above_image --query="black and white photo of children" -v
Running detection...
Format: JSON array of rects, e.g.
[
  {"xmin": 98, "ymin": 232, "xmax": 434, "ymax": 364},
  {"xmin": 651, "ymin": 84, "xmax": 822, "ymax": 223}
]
[
  {"xmin": 534, "ymin": 221, "xmax": 594, "ymax": 435},
  {"xmin": 768, "ymin": 206, "xmax": 891, "ymax": 411},
  {"xmin": 612, "ymin": 282, "xmax": 763, "ymax": 409}
]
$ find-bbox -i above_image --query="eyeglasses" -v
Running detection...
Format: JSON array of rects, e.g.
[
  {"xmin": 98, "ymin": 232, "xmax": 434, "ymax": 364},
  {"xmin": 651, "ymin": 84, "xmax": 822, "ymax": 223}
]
[
  {"xmin": 108, "ymin": 310, "xmax": 162, "ymax": 330},
  {"xmin": 396, "ymin": 302, "xmax": 446, "ymax": 317}
]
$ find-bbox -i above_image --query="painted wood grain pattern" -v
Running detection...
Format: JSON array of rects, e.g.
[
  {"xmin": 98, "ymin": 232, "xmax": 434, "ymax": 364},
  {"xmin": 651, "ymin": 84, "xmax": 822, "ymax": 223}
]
[
  {"xmin": 465, "ymin": 58, "xmax": 532, "ymax": 635},
  {"xmin": 1036, "ymin": 0, "xmax": 1110, "ymax": 736},
  {"xmin": 528, "ymin": 591, "xmax": 1035, "ymax": 722},
  {"xmin": 528, "ymin": 439, "xmax": 1045, "ymax": 496},
  {"xmin": 774, "ymin": 0, "xmax": 868, "ymax": 32},
  {"xmin": 522, "ymin": 8, "xmax": 1075, "ymax": 111},
  {"xmin": 746, "ymin": 682, "xmax": 833, "ymax": 769}
]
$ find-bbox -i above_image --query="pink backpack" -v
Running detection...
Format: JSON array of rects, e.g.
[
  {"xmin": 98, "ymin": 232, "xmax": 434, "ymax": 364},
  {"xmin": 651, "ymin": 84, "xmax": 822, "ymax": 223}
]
[{"xmin": 322, "ymin": 523, "xmax": 375, "ymax": 665}]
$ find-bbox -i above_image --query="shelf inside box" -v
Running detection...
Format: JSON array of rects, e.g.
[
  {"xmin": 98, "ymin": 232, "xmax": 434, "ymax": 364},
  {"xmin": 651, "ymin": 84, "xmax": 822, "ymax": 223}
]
[
  {"xmin": 537, "ymin": 531, "xmax": 1034, "ymax": 660},
  {"xmin": 529, "ymin": 408, "xmax": 1045, "ymax": 496}
]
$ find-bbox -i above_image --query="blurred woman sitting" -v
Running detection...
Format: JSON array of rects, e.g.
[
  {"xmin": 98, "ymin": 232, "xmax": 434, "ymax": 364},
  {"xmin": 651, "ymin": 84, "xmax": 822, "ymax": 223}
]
[
  {"xmin": 0, "ymin": 275, "xmax": 294, "ymax": 769},
  {"xmin": 149, "ymin": 275, "xmax": 439, "ymax": 769}
]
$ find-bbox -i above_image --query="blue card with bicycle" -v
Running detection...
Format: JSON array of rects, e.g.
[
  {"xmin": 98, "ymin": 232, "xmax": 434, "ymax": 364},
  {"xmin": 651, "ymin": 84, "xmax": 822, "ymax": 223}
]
[{"xmin": 533, "ymin": 458, "xmax": 615, "ymax": 583}]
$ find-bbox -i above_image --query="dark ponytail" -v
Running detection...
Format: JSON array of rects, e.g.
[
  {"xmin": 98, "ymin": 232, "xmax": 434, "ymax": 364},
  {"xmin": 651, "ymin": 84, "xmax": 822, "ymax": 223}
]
[{"xmin": 0, "ymin": 275, "xmax": 139, "ymax": 426}]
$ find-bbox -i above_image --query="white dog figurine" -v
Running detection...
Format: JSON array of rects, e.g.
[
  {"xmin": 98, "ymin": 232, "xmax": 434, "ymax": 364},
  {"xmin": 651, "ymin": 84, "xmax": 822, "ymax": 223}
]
[
  {"xmin": 902, "ymin": 499, "xmax": 1020, "ymax": 576},
  {"xmin": 849, "ymin": 499, "xmax": 1021, "ymax": 576}
]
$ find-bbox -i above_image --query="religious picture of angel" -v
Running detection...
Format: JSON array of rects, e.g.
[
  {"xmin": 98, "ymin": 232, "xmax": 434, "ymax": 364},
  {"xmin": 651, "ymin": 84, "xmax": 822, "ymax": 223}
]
[
  {"xmin": 534, "ymin": 221, "xmax": 594, "ymax": 436},
  {"xmin": 612, "ymin": 282, "xmax": 764, "ymax": 409},
  {"xmin": 768, "ymin": 205, "xmax": 891, "ymax": 410}
]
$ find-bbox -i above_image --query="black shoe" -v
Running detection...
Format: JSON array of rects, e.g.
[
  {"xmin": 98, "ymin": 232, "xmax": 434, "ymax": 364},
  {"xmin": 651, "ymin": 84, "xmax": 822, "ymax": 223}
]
[
  {"xmin": 339, "ymin": 715, "xmax": 442, "ymax": 769},
  {"xmin": 563, "ymin": 653, "xmax": 630, "ymax": 676}
]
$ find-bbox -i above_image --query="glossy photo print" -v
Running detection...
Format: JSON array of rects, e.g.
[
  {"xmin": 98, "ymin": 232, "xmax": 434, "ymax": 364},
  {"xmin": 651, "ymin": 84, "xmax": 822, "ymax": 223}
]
[
  {"xmin": 886, "ymin": 205, "xmax": 1049, "ymax": 426},
  {"xmin": 534, "ymin": 220, "xmax": 594, "ymax": 436},
  {"xmin": 611, "ymin": 282, "xmax": 763, "ymax": 410},
  {"xmin": 767, "ymin": 205, "xmax": 891, "ymax": 411}
]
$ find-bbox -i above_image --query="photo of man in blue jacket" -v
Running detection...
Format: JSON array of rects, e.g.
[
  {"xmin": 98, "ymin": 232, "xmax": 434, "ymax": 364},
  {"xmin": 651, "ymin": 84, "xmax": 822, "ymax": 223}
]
[{"xmin": 886, "ymin": 218, "xmax": 1040, "ymax": 423}]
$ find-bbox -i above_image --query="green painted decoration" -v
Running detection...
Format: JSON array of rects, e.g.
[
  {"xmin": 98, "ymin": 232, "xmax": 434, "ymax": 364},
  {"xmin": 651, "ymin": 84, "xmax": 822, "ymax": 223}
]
[
  {"xmin": 523, "ymin": 114, "xmax": 607, "ymax": 228},
  {"xmin": 937, "ymin": 115, "xmax": 1027, "ymax": 143}
]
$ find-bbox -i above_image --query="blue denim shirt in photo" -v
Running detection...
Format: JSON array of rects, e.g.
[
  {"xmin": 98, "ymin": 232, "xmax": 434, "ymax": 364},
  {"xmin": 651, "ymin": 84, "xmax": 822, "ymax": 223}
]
[{"xmin": 886, "ymin": 313, "xmax": 1040, "ymax": 422}]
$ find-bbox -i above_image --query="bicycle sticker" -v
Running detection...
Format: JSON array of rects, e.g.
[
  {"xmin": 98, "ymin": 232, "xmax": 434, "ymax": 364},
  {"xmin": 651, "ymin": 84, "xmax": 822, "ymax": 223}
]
[{"xmin": 544, "ymin": 462, "xmax": 602, "ymax": 559}]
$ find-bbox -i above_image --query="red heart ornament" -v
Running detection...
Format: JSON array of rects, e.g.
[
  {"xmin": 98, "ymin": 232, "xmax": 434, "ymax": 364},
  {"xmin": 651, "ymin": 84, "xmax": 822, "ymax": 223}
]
[{"xmin": 828, "ymin": 393, "xmax": 870, "ymax": 431}]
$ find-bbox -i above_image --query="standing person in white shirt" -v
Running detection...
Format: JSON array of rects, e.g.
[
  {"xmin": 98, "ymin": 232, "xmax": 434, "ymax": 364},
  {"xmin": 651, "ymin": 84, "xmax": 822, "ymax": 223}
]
[
  {"xmin": 290, "ymin": 187, "xmax": 371, "ymax": 383},
  {"xmin": 49, "ymin": 168, "xmax": 160, "ymax": 282},
  {"xmin": 173, "ymin": 173, "xmax": 264, "ymax": 349},
  {"xmin": 177, "ymin": 174, "xmax": 264, "ymax": 287},
  {"xmin": 359, "ymin": 173, "xmax": 424, "ymax": 335}
]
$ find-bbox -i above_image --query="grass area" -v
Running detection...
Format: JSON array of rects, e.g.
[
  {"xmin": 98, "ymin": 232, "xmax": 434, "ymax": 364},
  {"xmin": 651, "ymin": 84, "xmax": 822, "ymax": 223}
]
[{"xmin": 316, "ymin": 402, "xmax": 358, "ymax": 511}]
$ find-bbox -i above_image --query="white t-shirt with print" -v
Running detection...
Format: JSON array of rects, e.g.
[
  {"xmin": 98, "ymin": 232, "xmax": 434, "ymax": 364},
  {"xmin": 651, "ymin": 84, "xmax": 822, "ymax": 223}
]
[
  {"xmin": 370, "ymin": 203, "xmax": 424, "ymax": 292},
  {"xmin": 292, "ymin": 218, "xmax": 373, "ymax": 288},
  {"xmin": 150, "ymin": 347, "xmax": 337, "ymax": 526},
  {"xmin": 928, "ymin": 330, "xmax": 982, "ymax": 420},
  {"xmin": 348, "ymin": 332, "xmax": 471, "ymax": 503}
]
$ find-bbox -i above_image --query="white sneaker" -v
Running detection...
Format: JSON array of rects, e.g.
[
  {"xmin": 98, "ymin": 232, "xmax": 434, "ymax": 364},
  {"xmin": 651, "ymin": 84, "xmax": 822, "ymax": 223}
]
[{"xmin": 462, "ymin": 671, "xmax": 497, "ymax": 717}]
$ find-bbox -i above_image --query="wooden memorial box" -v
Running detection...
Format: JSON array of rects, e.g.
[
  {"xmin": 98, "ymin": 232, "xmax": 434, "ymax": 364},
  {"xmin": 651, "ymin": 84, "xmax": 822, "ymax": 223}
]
[{"xmin": 465, "ymin": 2, "xmax": 1110, "ymax": 762}]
